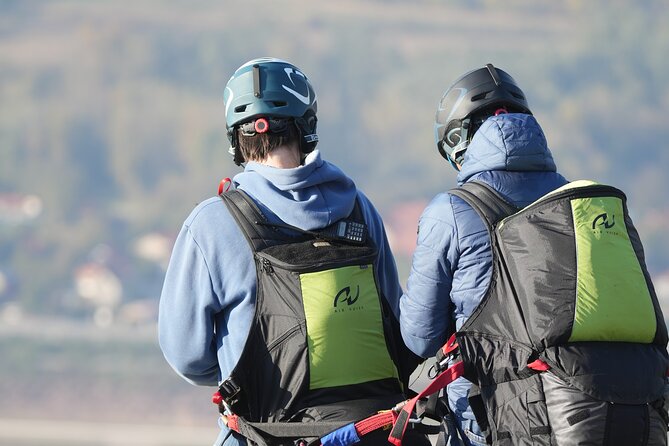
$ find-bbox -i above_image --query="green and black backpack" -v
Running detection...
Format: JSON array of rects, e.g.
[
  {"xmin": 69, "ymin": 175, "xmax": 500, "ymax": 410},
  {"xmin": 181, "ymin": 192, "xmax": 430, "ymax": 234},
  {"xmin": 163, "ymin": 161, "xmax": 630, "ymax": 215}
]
[
  {"xmin": 215, "ymin": 189, "xmax": 409, "ymax": 446},
  {"xmin": 447, "ymin": 180, "xmax": 669, "ymax": 446}
]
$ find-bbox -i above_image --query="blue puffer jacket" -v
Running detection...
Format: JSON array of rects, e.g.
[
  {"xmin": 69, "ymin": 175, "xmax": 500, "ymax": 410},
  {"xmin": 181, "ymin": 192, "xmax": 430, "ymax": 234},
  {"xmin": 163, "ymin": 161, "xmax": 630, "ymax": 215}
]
[{"xmin": 400, "ymin": 113, "xmax": 568, "ymax": 445}]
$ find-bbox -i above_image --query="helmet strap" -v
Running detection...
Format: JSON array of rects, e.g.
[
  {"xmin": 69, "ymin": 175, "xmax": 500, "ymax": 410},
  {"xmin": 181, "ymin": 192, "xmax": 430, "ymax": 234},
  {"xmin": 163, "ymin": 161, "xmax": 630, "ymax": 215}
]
[
  {"xmin": 294, "ymin": 113, "xmax": 318, "ymax": 154},
  {"xmin": 227, "ymin": 128, "xmax": 245, "ymax": 166},
  {"xmin": 448, "ymin": 118, "xmax": 471, "ymax": 169}
]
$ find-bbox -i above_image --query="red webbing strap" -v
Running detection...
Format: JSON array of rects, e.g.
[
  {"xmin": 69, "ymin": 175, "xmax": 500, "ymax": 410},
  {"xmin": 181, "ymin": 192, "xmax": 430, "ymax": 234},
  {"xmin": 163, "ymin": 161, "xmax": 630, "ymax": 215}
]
[
  {"xmin": 225, "ymin": 415, "xmax": 272, "ymax": 446},
  {"xmin": 442, "ymin": 333, "xmax": 459, "ymax": 356},
  {"xmin": 227, "ymin": 415, "xmax": 240, "ymax": 433},
  {"xmin": 354, "ymin": 410, "xmax": 396, "ymax": 436},
  {"xmin": 388, "ymin": 361, "xmax": 465, "ymax": 446}
]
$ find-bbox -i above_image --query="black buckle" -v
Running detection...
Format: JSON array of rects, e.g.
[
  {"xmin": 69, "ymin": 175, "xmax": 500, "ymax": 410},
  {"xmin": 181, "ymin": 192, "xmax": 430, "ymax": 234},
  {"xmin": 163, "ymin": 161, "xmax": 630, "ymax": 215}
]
[
  {"xmin": 239, "ymin": 118, "xmax": 291, "ymax": 136},
  {"xmin": 218, "ymin": 378, "xmax": 241, "ymax": 406}
]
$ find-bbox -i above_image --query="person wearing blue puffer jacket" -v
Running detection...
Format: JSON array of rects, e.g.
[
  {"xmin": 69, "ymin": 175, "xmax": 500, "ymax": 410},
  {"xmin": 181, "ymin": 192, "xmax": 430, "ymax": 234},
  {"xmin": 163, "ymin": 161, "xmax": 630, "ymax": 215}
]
[
  {"xmin": 399, "ymin": 64, "xmax": 568, "ymax": 446},
  {"xmin": 159, "ymin": 58, "xmax": 425, "ymax": 446}
]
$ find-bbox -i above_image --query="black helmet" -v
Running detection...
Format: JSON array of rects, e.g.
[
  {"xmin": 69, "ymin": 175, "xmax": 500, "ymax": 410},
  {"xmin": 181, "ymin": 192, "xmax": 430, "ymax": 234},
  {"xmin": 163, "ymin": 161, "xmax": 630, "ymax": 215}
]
[
  {"xmin": 224, "ymin": 58, "xmax": 318, "ymax": 165},
  {"xmin": 435, "ymin": 63, "xmax": 531, "ymax": 169}
]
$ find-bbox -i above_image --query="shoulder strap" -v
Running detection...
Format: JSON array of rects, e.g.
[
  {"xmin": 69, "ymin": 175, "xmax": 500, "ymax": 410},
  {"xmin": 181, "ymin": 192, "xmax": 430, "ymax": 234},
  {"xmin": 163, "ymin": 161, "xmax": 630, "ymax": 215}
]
[
  {"xmin": 349, "ymin": 197, "xmax": 365, "ymax": 224},
  {"xmin": 449, "ymin": 181, "xmax": 519, "ymax": 232},
  {"xmin": 220, "ymin": 189, "xmax": 291, "ymax": 252},
  {"xmin": 221, "ymin": 190, "xmax": 367, "ymax": 251}
]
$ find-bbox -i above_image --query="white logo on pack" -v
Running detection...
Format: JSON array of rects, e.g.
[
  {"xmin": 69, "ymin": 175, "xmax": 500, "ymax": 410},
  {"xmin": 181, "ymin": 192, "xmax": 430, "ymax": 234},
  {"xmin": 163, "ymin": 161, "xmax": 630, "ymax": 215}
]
[{"xmin": 282, "ymin": 68, "xmax": 311, "ymax": 105}]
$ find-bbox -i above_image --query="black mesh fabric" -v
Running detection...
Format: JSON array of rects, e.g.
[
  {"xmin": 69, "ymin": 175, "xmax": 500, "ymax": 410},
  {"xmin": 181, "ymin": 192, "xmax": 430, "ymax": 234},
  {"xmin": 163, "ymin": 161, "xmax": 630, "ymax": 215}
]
[{"xmin": 218, "ymin": 190, "xmax": 405, "ymax": 432}]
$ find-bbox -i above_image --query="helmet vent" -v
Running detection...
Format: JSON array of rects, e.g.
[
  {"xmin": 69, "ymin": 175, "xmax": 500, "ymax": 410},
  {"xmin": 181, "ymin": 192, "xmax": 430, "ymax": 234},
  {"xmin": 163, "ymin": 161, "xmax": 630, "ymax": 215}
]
[
  {"xmin": 271, "ymin": 101, "xmax": 287, "ymax": 107},
  {"xmin": 234, "ymin": 105, "xmax": 248, "ymax": 113},
  {"xmin": 471, "ymin": 92, "xmax": 490, "ymax": 102}
]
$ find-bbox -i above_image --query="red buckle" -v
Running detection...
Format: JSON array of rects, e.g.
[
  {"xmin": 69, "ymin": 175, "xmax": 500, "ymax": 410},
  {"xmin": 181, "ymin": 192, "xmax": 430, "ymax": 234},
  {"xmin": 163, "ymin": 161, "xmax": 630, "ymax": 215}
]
[{"xmin": 527, "ymin": 359, "xmax": 550, "ymax": 372}]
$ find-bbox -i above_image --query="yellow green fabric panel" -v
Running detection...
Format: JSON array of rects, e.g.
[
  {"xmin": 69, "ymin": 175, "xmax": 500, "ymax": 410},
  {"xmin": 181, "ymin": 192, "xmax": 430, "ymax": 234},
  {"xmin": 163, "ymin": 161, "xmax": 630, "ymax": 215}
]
[
  {"xmin": 300, "ymin": 264, "xmax": 398, "ymax": 389},
  {"xmin": 499, "ymin": 180, "xmax": 599, "ymax": 230},
  {"xmin": 569, "ymin": 196, "xmax": 656, "ymax": 343}
]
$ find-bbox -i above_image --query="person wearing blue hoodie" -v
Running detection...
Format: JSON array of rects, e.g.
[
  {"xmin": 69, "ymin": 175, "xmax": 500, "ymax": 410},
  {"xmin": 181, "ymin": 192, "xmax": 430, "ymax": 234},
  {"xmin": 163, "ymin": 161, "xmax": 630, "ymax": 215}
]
[
  {"xmin": 159, "ymin": 58, "xmax": 423, "ymax": 446},
  {"xmin": 399, "ymin": 64, "xmax": 568, "ymax": 446}
]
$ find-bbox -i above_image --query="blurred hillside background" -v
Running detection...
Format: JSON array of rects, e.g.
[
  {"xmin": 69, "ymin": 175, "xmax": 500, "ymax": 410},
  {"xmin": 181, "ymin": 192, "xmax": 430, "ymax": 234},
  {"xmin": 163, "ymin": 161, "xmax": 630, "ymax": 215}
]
[{"xmin": 2, "ymin": 0, "xmax": 669, "ymax": 444}]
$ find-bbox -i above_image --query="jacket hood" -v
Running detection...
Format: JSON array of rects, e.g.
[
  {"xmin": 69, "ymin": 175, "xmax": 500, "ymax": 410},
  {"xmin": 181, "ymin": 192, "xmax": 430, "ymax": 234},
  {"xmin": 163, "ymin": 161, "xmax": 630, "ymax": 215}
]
[
  {"xmin": 457, "ymin": 113, "xmax": 557, "ymax": 185},
  {"xmin": 233, "ymin": 150, "xmax": 357, "ymax": 230}
]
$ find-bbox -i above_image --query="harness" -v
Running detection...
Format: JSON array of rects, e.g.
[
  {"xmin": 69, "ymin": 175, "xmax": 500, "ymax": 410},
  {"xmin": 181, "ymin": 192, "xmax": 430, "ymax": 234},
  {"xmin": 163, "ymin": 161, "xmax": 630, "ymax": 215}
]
[
  {"xmin": 211, "ymin": 180, "xmax": 669, "ymax": 446},
  {"xmin": 215, "ymin": 189, "xmax": 423, "ymax": 446},
  {"xmin": 213, "ymin": 336, "xmax": 463, "ymax": 446},
  {"xmin": 447, "ymin": 181, "xmax": 669, "ymax": 445}
]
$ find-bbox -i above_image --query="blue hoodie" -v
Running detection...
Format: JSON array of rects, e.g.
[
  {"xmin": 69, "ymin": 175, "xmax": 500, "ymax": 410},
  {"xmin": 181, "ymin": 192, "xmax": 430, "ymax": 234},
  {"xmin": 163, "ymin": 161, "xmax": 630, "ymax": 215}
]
[
  {"xmin": 399, "ymin": 114, "xmax": 568, "ymax": 445},
  {"xmin": 158, "ymin": 150, "xmax": 401, "ymax": 446}
]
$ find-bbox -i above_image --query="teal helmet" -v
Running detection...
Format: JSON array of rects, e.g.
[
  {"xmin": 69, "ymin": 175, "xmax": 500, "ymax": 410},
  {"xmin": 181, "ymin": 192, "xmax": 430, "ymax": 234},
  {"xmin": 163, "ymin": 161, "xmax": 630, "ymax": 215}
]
[{"xmin": 224, "ymin": 58, "xmax": 318, "ymax": 165}]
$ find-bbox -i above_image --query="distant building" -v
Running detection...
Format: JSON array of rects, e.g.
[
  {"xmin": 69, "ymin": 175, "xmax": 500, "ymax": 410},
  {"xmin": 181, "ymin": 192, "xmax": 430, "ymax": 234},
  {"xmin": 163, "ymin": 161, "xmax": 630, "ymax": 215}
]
[
  {"xmin": 0, "ymin": 193, "xmax": 42, "ymax": 225},
  {"xmin": 118, "ymin": 298, "xmax": 158, "ymax": 326},
  {"xmin": 384, "ymin": 200, "xmax": 427, "ymax": 257},
  {"xmin": 74, "ymin": 263, "xmax": 123, "ymax": 308},
  {"xmin": 74, "ymin": 263, "xmax": 123, "ymax": 328},
  {"xmin": 133, "ymin": 232, "xmax": 173, "ymax": 270}
]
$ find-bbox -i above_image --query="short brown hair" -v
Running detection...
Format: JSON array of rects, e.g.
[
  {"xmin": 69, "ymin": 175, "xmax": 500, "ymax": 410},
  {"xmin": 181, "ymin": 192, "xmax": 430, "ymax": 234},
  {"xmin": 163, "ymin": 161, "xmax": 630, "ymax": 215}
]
[{"xmin": 237, "ymin": 124, "xmax": 299, "ymax": 162}]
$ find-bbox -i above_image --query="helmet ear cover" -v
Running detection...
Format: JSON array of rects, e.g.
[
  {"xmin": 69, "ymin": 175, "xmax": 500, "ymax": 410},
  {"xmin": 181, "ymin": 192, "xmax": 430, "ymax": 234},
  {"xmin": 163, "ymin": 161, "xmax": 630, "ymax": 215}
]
[
  {"xmin": 227, "ymin": 128, "xmax": 244, "ymax": 166},
  {"xmin": 294, "ymin": 110, "xmax": 318, "ymax": 154},
  {"xmin": 434, "ymin": 64, "xmax": 531, "ymax": 170},
  {"xmin": 437, "ymin": 104, "xmax": 526, "ymax": 168}
]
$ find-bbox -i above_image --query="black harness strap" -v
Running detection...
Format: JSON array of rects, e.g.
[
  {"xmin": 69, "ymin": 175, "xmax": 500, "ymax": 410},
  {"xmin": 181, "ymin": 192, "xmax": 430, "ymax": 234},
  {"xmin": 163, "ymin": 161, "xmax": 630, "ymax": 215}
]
[
  {"xmin": 220, "ymin": 189, "xmax": 295, "ymax": 251},
  {"xmin": 448, "ymin": 181, "xmax": 519, "ymax": 231},
  {"xmin": 218, "ymin": 189, "xmax": 383, "ymax": 445},
  {"xmin": 221, "ymin": 189, "xmax": 368, "ymax": 251},
  {"xmin": 239, "ymin": 417, "xmax": 355, "ymax": 439}
]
